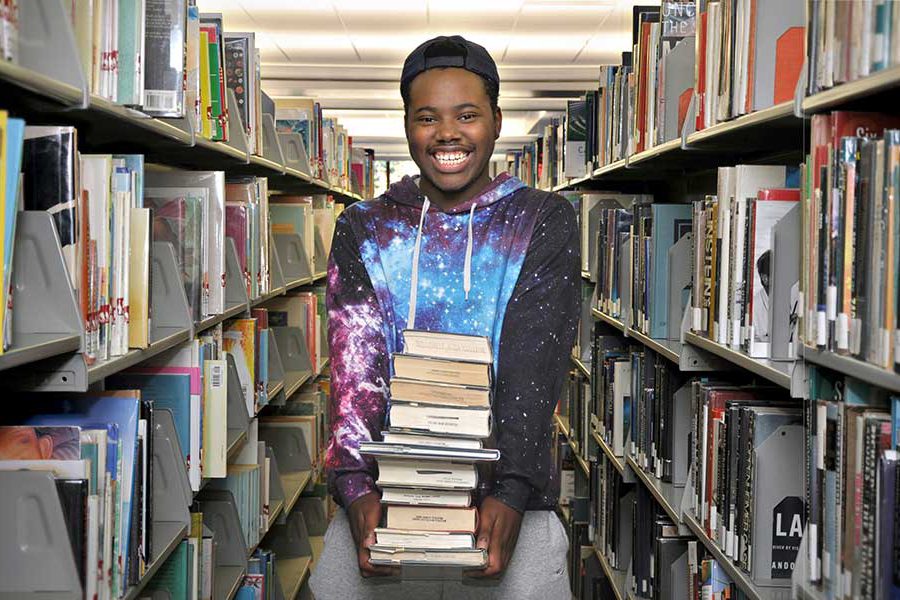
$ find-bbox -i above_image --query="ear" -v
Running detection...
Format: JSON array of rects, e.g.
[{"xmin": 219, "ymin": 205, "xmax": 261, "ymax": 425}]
[
  {"xmin": 494, "ymin": 107, "xmax": 503, "ymax": 140},
  {"xmin": 38, "ymin": 435, "xmax": 53, "ymax": 459}
]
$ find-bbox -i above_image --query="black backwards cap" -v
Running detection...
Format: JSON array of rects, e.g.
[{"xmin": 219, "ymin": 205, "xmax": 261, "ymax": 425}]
[{"xmin": 400, "ymin": 35, "xmax": 500, "ymax": 90}]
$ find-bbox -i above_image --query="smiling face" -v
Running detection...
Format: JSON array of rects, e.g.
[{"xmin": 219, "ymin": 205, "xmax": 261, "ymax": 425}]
[{"xmin": 404, "ymin": 67, "xmax": 502, "ymax": 209}]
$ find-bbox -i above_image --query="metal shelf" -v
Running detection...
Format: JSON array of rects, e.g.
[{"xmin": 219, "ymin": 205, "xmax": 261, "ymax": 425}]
[
  {"xmin": 684, "ymin": 332, "xmax": 793, "ymax": 389},
  {"xmin": 625, "ymin": 456, "xmax": 685, "ymax": 527},
  {"xmin": 802, "ymin": 346, "xmax": 900, "ymax": 394},
  {"xmin": 215, "ymin": 565, "xmax": 247, "ymax": 600},
  {"xmin": 592, "ymin": 308, "xmax": 627, "ymax": 333},
  {"xmin": 592, "ymin": 428, "xmax": 626, "ymax": 477},
  {"xmin": 682, "ymin": 512, "xmax": 793, "ymax": 600},
  {"xmin": 803, "ymin": 64, "xmax": 900, "ymax": 113},
  {"xmin": 594, "ymin": 545, "xmax": 628, "ymax": 600},
  {"xmin": 276, "ymin": 556, "xmax": 312, "ymax": 600},
  {"xmin": 0, "ymin": 333, "xmax": 81, "ymax": 372},
  {"xmin": 281, "ymin": 470, "xmax": 313, "ymax": 516},
  {"xmin": 570, "ymin": 353, "xmax": 591, "ymax": 379},
  {"xmin": 625, "ymin": 328, "xmax": 681, "ymax": 364},
  {"xmin": 87, "ymin": 328, "xmax": 193, "ymax": 384},
  {"xmin": 554, "ymin": 413, "xmax": 571, "ymax": 439},
  {"xmin": 122, "ymin": 521, "xmax": 190, "ymax": 600}
]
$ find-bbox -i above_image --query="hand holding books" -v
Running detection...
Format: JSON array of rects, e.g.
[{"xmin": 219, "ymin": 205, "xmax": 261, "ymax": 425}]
[
  {"xmin": 347, "ymin": 491, "xmax": 397, "ymax": 578},
  {"xmin": 466, "ymin": 495, "xmax": 524, "ymax": 578}
]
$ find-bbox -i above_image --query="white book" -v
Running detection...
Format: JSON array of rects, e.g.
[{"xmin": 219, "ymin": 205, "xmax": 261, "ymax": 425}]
[
  {"xmin": 401, "ymin": 330, "xmax": 493, "ymax": 364},
  {"xmin": 374, "ymin": 528, "xmax": 475, "ymax": 549},
  {"xmin": 203, "ymin": 359, "xmax": 228, "ymax": 478},
  {"xmin": 376, "ymin": 458, "xmax": 477, "ymax": 490},
  {"xmin": 612, "ymin": 360, "xmax": 631, "ymax": 456},
  {"xmin": 389, "ymin": 403, "xmax": 491, "ymax": 438},
  {"xmin": 380, "ymin": 432, "xmax": 482, "ymax": 450},
  {"xmin": 380, "ymin": 488, "xmax": 472, "ymax": 508}
]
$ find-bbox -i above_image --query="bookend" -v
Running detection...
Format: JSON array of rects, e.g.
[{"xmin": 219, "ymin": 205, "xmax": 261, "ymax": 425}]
[
  {"xmin": 224, "ymin": 237, "xmax": 250, "ymax": 314},
  {"xmin": 227, "ymin": 351, "xmax": 253, "ymax": 428},
  {"xmin": 265, "ymin": 446, "xmax": 287, "ymax": 523},
  {"xmin": 680, "ymin": 94, "xmax": 698, "ymax": 150},
  {"xmin": 195, "ymin": 490, "xmax": 249, "ymax": 600},
  {"xmin": 261, "ymin": 114, "xmax": 286, "ymax": 167},
  {"xmin": 160, "ymin": 111, "xmax": 197, "ymax": 147},
  {"xmin": 0, "ymin": 211, "xmax": 82, "ymax": 371},
  {"xmin": 18, "ymin": 0, "xmax": 89, "ymax": 108},
  {"xmin": 0, "ymin": 471, "xmax": 82, "ymax": 599},
  {"xmin": 225, "ymin": 354, "xmax": 251, "ymax": 462},
  {"xmin": 146, "ymin": 409, "xmax": 193, "ymax": 572},
  {"xmin": 267, "ymin": 329, "xmax": 288, "ymax": 407},
  {"xmin": 667, "ymin": 232, "xmax": 693, "ymax": 341},
  {"xmin": 265, "ymin": 509, "xmax": 314, "ymax": 599},
  {"xmin": 273, "ymin": 233, "xmax": 313, "ymax": 288},
  {"xmin": 272, "ymin": 326, "xmax": 314, "ymax": 398},
  {"xmin": 793, "ymin": 58, "xmax": 809, "ymax": 119},
  {"xmin": 258, "ymin": 424, "xmax": 313, "ymax": 475},
  {"xmin": 278, "ymin": 133, "xmax": 312, "ymax": 176},
  {"xmin": 151, "ymin": 241, "xmax": 195, "ymax": 342},
  {"xmin": 677, "ymin": 304, "xmax": 731, "ymax": 373},
  {"xmin": 312, "ymin": 230, "xmax": 328, "ymax": 277},
  {"xmin": 297, "ymin": 497, "xmax": 328, "ymax": 536},
  {"xmin": 223, "ymin": 88, "xmax": 251, "ymax": 163},
  {"xmin": 269, "ymin": 233, "xmax": 287, "ymax": 293}
]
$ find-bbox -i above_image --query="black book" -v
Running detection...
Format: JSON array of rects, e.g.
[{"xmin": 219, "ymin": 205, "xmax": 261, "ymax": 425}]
[
  {"xmin": 55, "ymin": 478, "xmax": 88, "ymax": 588},
  {"xmin": 22, "ymin": 126, "xmax": 79, "ymax": 282},
  {"xmin": 143, "ymin": 0, "xmax": 187, "ymax": 116}
]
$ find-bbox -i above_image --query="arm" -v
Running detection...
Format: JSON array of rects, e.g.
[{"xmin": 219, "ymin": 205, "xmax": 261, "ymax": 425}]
[
  {"xmin": 492, "ymin": 195, "xmax": 580, "ymax": 511},
  {"xmin": 324, "ymin": 213, "xmax": 394, "ymax": 577},
  {"xmin": 472, "ymin": 196, "xmax": 580, "ymax": 576}
]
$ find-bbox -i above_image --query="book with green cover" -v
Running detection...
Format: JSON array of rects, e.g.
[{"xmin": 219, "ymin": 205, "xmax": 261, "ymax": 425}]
[
  {"xmin": 117, "ymin": 0, "xmax": 145, "ymax": 106},
  {"xmin": 146, "ymin": 540, "xmax": 191, "ymax": 598},
  {"xmin": 200, "ymin": 23, "xmax": 224, "ymax": 141}
]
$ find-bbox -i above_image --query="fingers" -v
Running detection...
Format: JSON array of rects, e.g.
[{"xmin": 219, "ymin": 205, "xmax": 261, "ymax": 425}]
[{"xmin": 357, "ymin": 539, "xmax": 396, "ymax": 578}]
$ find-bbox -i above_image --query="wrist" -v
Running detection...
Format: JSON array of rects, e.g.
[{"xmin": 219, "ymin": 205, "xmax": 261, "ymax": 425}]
[{"xmin": 489, "ymin": 477, "xmax": 531, "ymax": 514}]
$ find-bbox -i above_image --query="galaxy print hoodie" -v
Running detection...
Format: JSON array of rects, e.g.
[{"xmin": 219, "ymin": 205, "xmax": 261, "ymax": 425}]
[{"xmin": 325, "ymin": 172, "xmax": 579, "ymax": 513}]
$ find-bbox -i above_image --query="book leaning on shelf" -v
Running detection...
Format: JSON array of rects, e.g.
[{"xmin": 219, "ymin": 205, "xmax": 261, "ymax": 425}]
[
  {"xmin": 360, "ymin": 329, "xmax": 500, "ymax": 569},
  {"xmin": 0, "ymin": 111, "xmax": 25, "ymax": 355}
]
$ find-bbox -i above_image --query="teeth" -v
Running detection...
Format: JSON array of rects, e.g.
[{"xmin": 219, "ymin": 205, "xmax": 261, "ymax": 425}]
[{"xmin": 435, "ymin": 151, "xmax": 469, "ymax": 165}]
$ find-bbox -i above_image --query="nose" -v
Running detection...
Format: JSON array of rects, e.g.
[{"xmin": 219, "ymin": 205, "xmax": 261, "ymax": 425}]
[{"xmin": 436, "ymin": 119, "xmax": 461, "ymax": 143}]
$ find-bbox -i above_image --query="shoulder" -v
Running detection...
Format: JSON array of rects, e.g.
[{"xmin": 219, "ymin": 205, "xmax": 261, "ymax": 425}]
[{"xmin": 511, "ymin": 186, "xmax": 577, "ymax": 223}]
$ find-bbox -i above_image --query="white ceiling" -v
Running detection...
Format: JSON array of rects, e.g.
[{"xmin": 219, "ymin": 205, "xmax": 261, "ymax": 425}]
[{"xmin": 198, "ymin": 0, "xmax": 650, "ymax": 160}]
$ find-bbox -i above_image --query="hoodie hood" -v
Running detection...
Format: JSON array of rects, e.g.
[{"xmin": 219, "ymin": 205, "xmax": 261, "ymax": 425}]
[{"xmin": 383, "ymin": 172, "xmax": 526, "ymax": 213}]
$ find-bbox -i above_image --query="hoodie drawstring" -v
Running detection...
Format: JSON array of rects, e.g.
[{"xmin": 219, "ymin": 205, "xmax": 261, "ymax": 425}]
[
  {"xmin": 464, "ymin": 203, "xmax": 476, "ymax": 300},
  {"xmin": 407, "ymin": 199, "xmax": 478, "ymax": 329},
  {"xmin": 407, "ymin": 197, "xmax": 430, "ymax": 330}
]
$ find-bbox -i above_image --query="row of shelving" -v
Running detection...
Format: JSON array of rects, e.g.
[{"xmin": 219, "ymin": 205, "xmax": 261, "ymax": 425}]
[
  {"xmin": 558, "ymin": 412, "xmax": 792, "ymax": 600},
  {"xmin": 544, "ymin": 65, "xmax": 900, "ymax": 194},
  {"xmin": 1, "ymin": 212, "xmax": 325, "ymax": 392},
  {"xmin": 554, "ymin": 413, "xmax": 589, "ymax": 477},
  {"xmin": 588, "ymin": 308, "xmax": 791, "ymax": 390},
  {"xmin": 0, "ymin": 60, "xmax": 364, "ymax": 204}
]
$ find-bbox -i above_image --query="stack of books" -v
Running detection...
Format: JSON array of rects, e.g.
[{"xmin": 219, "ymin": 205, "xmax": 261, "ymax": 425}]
[{"xmin": 360, "ymin": 330, "xmax": 500, "ymax": 569}]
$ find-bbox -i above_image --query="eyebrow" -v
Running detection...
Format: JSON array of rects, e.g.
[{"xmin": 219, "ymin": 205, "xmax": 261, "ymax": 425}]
[{"xmin": 414, "ymin": 103, "xmax": 482, "ymax": 114}]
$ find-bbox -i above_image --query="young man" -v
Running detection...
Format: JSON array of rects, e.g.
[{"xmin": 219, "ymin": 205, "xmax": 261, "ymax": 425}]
[{"xmin": 309, "ymin": 35, "xmax": 579, "ymax": 599}]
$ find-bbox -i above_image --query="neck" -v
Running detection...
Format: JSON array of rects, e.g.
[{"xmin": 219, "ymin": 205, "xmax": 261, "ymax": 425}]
[{"xmin": 418, "ymin": 171, "xmax": 492, "ymax": 211}]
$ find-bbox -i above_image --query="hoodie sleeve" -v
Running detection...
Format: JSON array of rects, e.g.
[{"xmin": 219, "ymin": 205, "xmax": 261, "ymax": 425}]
[
  {"xmin": 324, "ymin": 212, "xmax": 391, "ymax": 508},
  {"xmin": 491, "ymin": 195, "xmax": 580, "ymax": 513}
]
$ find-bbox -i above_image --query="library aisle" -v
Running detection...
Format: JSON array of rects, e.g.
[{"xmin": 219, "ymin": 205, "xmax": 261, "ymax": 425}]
[{"xmin": 1, "ymin": 1, "xmax": 899, "ymax": 600}]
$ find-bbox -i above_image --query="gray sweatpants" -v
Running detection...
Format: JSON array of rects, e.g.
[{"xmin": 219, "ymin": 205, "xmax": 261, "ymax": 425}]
[{"xmin": 309, "ymin": 510, "xmax": 572, "ymax": 600}]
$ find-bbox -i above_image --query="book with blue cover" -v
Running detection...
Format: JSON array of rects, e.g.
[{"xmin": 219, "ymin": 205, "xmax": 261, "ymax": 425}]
[
  {"xmin": 649, "ymin": 203, "xmax": 692, "ymax": 339},
  {"xmin": 107, "ymin": 371, "xmax": 193, "ymax": 485},
  {"xmin": 2, "ymin": 116, "xmax": 24, "ymax": 353}
]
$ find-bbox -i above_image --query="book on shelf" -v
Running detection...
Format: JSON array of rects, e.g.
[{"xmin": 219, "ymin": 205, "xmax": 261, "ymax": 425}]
[
  {"xmin": 0, "ymin": 113, "xmax": 24, "ymax": 354},
  {"xmin": 807, "ymin": 0, "xmax": 900, "ymax": 96},
  {"xmin": 143, "ymin": 0, "xmax": 187, "ymax": 116},
  {"xmin": 801, "ymin": 112, "xmax": 900, "ymax": 373}
]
